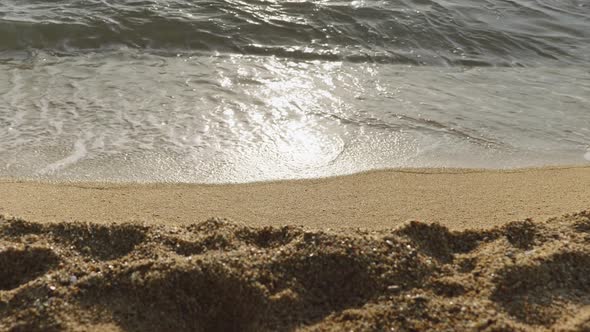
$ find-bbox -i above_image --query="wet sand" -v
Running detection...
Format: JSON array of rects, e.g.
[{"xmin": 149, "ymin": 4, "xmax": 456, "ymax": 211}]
[
  {"xmin": 1, "ymin": 166, "xmax": 589, "ymax": 231},
  {"xmin": 1, "ymin": 166, "xmax": 590, "ymax": 331}
]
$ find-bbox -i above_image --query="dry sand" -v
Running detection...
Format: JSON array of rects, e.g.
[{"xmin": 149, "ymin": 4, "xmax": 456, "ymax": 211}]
[{"xmin": 0, "ymin": 166, "xmax": 590, "ymax": 331}]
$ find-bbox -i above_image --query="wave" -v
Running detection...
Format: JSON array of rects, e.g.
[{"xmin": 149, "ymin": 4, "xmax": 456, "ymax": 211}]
[{"xmin": 0, "ymin": 0, "xmax": 589, "ymax": 65}]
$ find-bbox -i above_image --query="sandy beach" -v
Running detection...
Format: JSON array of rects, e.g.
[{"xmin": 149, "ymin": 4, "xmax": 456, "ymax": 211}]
[
  {"xmin": 1, "ymin": 166, "xmax": 590, "ymax": 331},
  {"xmin": 1, "ymin": 166, "xmax": 589, "ymax": 230}
]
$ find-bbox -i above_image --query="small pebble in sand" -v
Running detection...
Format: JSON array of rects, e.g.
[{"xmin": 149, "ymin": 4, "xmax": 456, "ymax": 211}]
[{"xmin": 387, "ymin": 285, "xmax": 400, "ymax": 292}]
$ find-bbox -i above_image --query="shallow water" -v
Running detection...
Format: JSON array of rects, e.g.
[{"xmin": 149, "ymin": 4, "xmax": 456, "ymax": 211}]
[{"xmin": 1, "ymin": 0, "xmax": 589, "ymax": 182}]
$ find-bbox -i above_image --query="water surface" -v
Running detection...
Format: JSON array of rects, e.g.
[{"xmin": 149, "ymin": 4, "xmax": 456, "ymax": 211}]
[{"xmin": 1, "ymin": 0, "xmax": 589, "ymax": 182}]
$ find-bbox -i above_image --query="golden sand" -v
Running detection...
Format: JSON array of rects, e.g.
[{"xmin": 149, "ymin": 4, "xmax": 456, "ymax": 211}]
[
  {"xmin": 1, "ymin": 166, "xmax": 589, "ymax": 230},
  {"xmin": 0, "ymin": 166, "xmax": 589, "ymax": 331}
]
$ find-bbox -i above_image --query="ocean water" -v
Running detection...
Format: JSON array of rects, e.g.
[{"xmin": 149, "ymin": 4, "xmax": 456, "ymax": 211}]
[{"xmin": 0, "ymin": 0, "xmax": 589, "ymax": 183}]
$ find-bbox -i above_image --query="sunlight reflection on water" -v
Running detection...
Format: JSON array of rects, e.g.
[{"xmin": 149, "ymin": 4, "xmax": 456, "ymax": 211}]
[{"xmin": 0, "ymin": 51, "xmax": 589, "ymax": 182}]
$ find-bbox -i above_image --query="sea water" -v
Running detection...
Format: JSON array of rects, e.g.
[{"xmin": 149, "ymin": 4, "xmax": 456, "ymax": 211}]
[{"xmin": 1, "ymin": 0, "xmax": 589, "ymax": 182}]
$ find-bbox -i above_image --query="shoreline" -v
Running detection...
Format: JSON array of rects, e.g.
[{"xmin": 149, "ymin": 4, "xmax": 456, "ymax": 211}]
[
  {"xmin": 3, "ymin": 164, "xmax": 589, "ymax": 185},
  {"xmin": 1, "ymin": 165, "xmax": 589, "ymax": 231}
]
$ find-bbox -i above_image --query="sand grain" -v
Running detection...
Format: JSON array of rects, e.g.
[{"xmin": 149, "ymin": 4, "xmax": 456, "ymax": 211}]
[{"xmin": 1, "ymin": 212, "xmax": 590, "ymax": 331}]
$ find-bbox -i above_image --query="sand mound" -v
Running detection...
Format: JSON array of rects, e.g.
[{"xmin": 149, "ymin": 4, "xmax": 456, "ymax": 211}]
[{"xmin": 1, "ymin": 212, "xmax": 590, "ymax": 331}]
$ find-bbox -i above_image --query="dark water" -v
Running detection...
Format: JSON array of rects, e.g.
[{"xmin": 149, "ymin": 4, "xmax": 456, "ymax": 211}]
[
  {"xmin": 2, "ymin": 0, "xmax": 589, "ymax": 65},
  {"xmin": 0, "ymin": 0, "xmax": 589, "ymax": 182}
]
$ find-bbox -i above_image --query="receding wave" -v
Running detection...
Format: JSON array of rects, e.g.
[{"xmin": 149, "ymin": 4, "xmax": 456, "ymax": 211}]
[
  {"xmin": 1, "ymin": 51, "xmax": 589, "ymax": 182},
  {"xmin": 0, "ymin": 0, "xmax": 589, "ymax": 65}
]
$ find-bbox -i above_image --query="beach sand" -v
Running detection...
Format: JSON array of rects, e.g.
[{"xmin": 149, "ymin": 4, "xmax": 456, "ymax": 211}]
[
  {"xmin": 1, "ymin": 166, "xmax": 589, "ymax": 231},
  {"xmin": 1, "ymin": 166, "xmax": 589, "ymax": 331}
]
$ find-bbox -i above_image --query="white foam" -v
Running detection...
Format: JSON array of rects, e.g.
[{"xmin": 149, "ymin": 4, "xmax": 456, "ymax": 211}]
[
  {"xmin": 0, "ymin": 51, "xmax": 589, "ymax": 183},
  {"xmin": 38, "ymin": 138, "xmax": 88, "ymax": 175}
]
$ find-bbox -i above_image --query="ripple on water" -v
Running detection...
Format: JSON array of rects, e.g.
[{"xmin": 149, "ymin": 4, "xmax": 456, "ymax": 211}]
[{"xmin": 0, "ymin": 51, "xmax": 589, "ymax": 182}]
